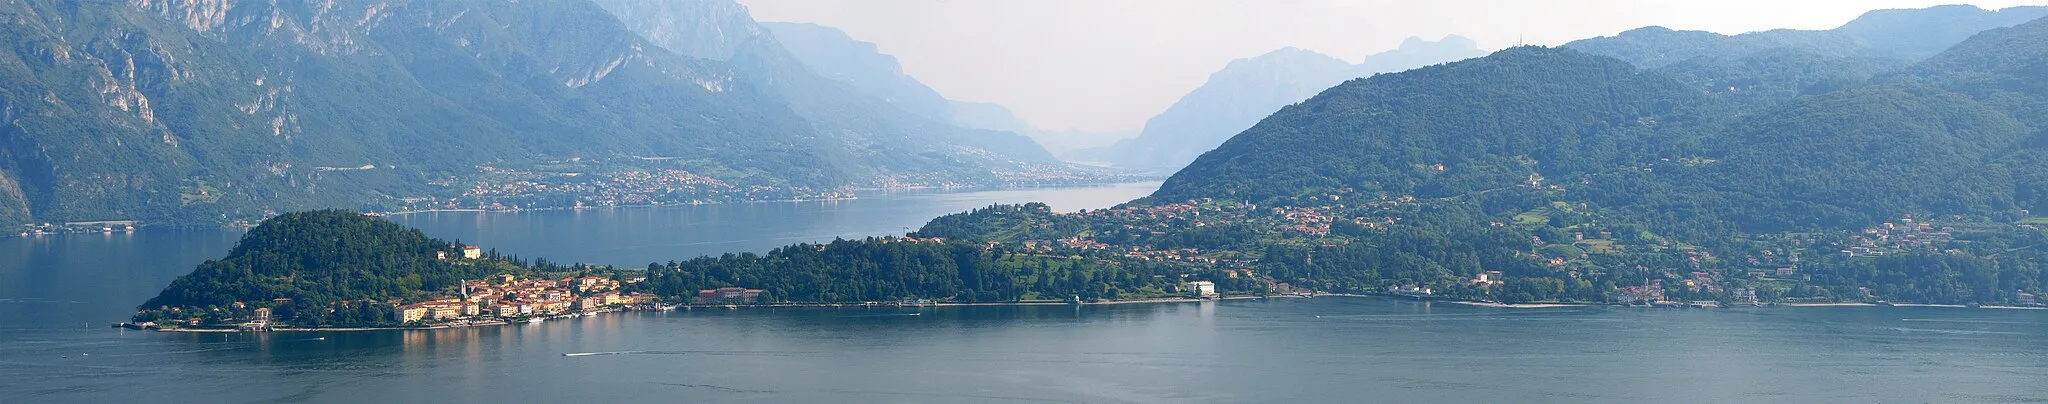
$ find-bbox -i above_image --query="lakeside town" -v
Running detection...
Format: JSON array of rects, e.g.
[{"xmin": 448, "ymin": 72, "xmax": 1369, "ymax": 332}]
[{"xmin": 386, "ymin": 157, "xmax": 1142, "ymax": 214}]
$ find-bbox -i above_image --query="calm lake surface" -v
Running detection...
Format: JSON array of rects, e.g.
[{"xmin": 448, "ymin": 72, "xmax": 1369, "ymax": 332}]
[{"xmin": 5, "ymin": 181, "xmax": 2048, "ymax": 403}]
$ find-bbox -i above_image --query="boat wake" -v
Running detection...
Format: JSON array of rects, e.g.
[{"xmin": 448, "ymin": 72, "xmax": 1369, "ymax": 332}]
[
  {"xmin": 838, "ymin": 313, "xmax": 926, "ymax": 318},
  {"xmin": 563, "ymin": 351, "xmax": 641, "ymax": 357},
  {"xmin": 1900, "ymin": 318, "xmax": 2034, "ymax": 325}
]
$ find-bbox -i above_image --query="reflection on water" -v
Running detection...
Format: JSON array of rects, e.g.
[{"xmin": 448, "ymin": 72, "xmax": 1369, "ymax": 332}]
[{"xmin": 4, "ymin": 298, "xmax": 2048, "ymax": 403}]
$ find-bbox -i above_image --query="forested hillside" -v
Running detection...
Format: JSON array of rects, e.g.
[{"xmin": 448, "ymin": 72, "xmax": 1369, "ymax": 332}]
[
  {"xmin": 1152, "ymin": 47, "xmax": 1706, "ymax": 204},
  {"xmin": 1078, "ymin": 14, "xmax": 2047, "ymax": 305},
  {"xmin": 136, "ymin": 211, "xmax": 504, "ymax": 326}
]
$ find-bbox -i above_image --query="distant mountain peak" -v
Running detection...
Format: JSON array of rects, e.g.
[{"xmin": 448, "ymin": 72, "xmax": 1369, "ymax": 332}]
[
  {"xmin": 1618, "ymin": 26, "xmax": 1680, "ymax": 36},
  {"xmin": 1399, "ymin": 35, "xmax": 1476, "ymax": 50},
  {"xmin": 1077, "ymin": 34, "xmax": 1486, "ymax": 174},
  {"xmin": 592, "ymin": 0, "xmax": 765, "ymax": 61},
  {"xmin": 1571, "ymin": 4, "xmax": 2048, "ymax": 69},
  {"xmin": 1244, "ymin": 47, "xmax": 1344, "ymax": 64}
]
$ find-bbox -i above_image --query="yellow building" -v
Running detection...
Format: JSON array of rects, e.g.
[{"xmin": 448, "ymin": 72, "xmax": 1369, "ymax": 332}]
[
  {"xmin": 397, "ymin": 305, "xmax": 429, "ymax": 323},
  {"xmin": 461, "ymin": 245, "xmax": 483, "ymax": 259},
  {"xmin": 428, "ymin": 305, "xmax": 464, "ymax": 320}
]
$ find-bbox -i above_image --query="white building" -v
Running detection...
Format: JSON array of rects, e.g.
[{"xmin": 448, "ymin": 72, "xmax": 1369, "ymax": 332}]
[{"xmin": 1187, "ymin": 281, "xmax": 1218, "ymax": 298}]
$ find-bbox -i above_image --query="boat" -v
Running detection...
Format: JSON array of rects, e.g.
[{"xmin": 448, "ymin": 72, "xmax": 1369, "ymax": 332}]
[
  {"xmin": 1874, "ymin": 300, "xmax": 1894, "ymax": 307},
  {"xmin": 526, "ymin": 317, "xmax": 544, "ymax": 324}
]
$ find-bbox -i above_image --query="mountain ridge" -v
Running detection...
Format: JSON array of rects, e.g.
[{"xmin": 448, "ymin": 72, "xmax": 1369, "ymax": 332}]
[
  {"xmin": 1069, "ymin": 36, "xmax": 1489, "ymax": 173},
  {"xmin": 0, "ymin": 0, "xmax": 1086, "ymax": 227}
]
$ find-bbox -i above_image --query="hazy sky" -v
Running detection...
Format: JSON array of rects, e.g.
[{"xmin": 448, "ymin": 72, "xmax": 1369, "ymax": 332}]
[{"xmin": 739, "ymin": 0, "xmax": 2042, "ymax": 133}]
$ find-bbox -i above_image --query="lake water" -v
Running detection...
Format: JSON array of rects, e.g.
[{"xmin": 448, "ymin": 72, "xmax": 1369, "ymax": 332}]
[{"xmin": 4, "ymin": 181, "xmax": 2048, "ymax": 403}]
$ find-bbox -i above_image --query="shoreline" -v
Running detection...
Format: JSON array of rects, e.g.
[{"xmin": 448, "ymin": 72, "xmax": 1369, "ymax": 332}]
[
  {"xmin": 137, "ymin": 294, "xmax": 2048, "ymax": 333},
  {"xmin": 370, "ymin": 180, "xmax": 1162, "ymax": 218},
  {"xmin": 142, "ymin": 295, "xmax": 1256, "ymax": 333},
  {"xmin": 1310, "ymin": 292, "xmax": 1586, "ymax": 309},
  {"xmin": 11, "ymin": 180, "xmax": 1161, "ymax": 238}
]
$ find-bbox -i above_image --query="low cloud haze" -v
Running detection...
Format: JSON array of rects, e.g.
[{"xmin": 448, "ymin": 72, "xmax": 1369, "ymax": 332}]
[{"xmin": 740, "ymin": 0, "xmax": 2041, "ymax": 132}]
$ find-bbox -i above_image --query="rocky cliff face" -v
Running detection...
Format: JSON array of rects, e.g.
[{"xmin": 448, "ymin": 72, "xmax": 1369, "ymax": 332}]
[{"xmin": 590, "ymin": 0, "xmax": 762, "ymax": 61}]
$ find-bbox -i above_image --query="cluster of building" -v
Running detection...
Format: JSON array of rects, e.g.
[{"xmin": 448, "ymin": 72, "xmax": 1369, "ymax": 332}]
[
  {"xmin": 1120, "ymin": 246, "xmax": 1216, "ymax": 264},
  {"xmin": 401, "ymin": 163, "xmax": 843, "ymax": 212},
  {"xmin": 878, "ymin": 236, "xmax": 947, "ymax": 245},
  {"xmin": 15, "ymin": 220, "xmax": 138, "ymax": 237},
  {"xmin": 436, "ymin": 245, "xmax": 484, "ymax": 260},
  {"xmin": 1682, "ymin": 271, "xmax": 1723, "ymax": 294},
  {"xmin": 985, "ymin": 163, "xmax": 1140, "ymax": 184},
  {"xmin": 1844, "ymin": 218, "xmax": 1955, "ymax": 256},
  {"xmin": 1265, "ymin": 206, "xmax": 1335, "ymax": 236},
  {"xmin": 1387, "ymin": 285, "xmax": 1434, "ymax": 296},
  {"xmin": 395, "ymin": 274, "xmax": 654, "ymax": 323},
  {"xmin": 1009, "ymin": 236, "xmax": 1221, "ymax": 265},
  {"xmin": 1469, "ymin": 271, "xmax": 1504, "ymax": 286},
  {"xmin": 1086, "ymin": 199, "xmax": 1345, "ymax": 238},
  {"xmin": 692, "ymin": 287, "xmax": 765, "ymax": 304},
  {"xmin": 1616, "ymin": 281, "xmax": 1667, "ymax": 304}
]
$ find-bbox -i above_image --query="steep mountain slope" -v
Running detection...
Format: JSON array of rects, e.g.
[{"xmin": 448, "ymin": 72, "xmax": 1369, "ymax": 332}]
[
  {"xmin": 1694, "ymin": 84, "xmax": 2028, "ymax": 229},
  {"xmin": 1652, "ymin": 48, "xmax": 1908, "ymax": 115},
  {"xmin": 1150, "ymin": 47, "xmax": 1705, "ymax": 203},
  {"xmin": 760, "ymin": 22, "xmax": 955, "ymax": 122},
  {"xmin": 0, "ymin": 0, "xmax": 1082, "ymax": 227},
  {"xmin": 1076, "ymin": 37, "xmax": 1487, "ymax": 174},
  {"xmin": 0, "ymin": 0, "xmax": 850, "ymax": 225},
  {"xmin": 594, "ymin": 0, "xmax": 1062, "ymax": 183},
  {"xmin": 1902, "ymin": 17, "xmax": 2048, "ymax": 211},
  {"xmin": 754, "ymin": 22, "xmax": 1133, "ymax": 157},
  {"xmin": 1154, "ymin": 15, "xmax": 2048, "ymax": 234},
  {"xmin": 1672, "ymin": 17, "xmax": 2048, "ymax": 231},
  {"xmin": 1903, "ymin": 17, "xmax": 2048, "ymax": 126}
]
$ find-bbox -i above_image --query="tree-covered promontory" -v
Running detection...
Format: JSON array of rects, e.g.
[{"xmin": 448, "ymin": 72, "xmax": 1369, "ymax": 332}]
[{"xmin": 135, "ymin": 210, "xmax": 551, "ymax": 327}]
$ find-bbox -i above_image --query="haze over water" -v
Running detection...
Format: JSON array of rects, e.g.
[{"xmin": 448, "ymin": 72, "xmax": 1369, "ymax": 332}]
[{"xmin": 4, "ymin": 183, "xmax": 2046, "ymax": 403}]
